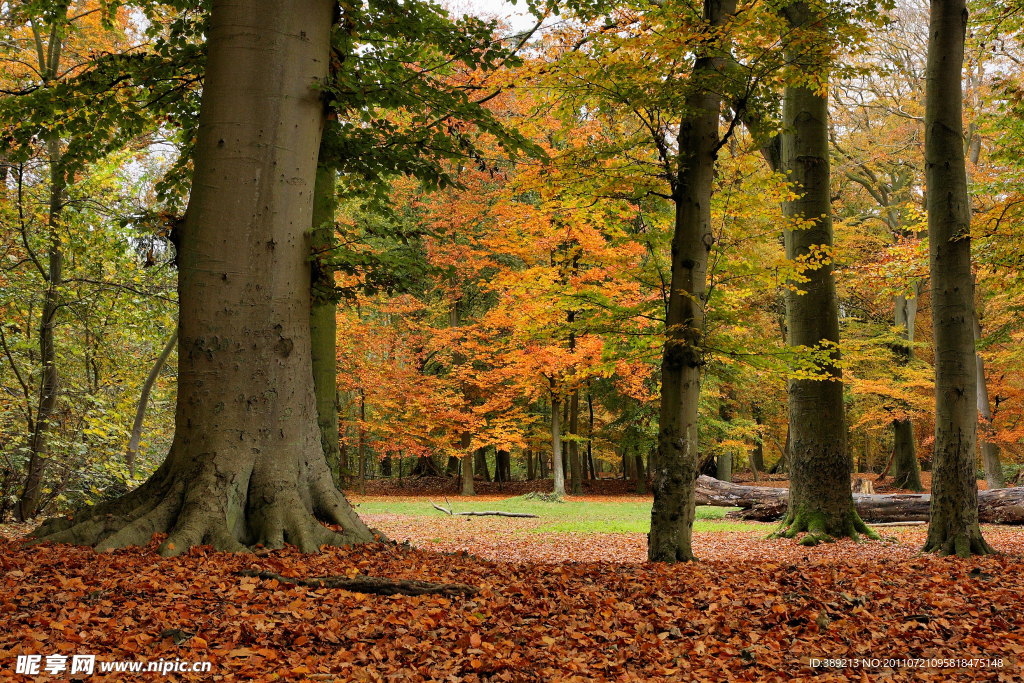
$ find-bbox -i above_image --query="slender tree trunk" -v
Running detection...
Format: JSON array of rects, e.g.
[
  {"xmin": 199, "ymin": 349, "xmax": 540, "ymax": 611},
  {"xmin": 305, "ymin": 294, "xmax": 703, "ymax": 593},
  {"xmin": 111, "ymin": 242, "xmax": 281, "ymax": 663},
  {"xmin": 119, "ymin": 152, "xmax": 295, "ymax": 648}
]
[
  {"xmin": 461, "ymin": 434, "xmax": 474, "ymax": 496},
  {"xmin": 569, "ymin": 390, "xmax": 582, "ymax": 494},
  {"xmin": 126, "ymin": 328, "xmax": 178, "ymax": 477},
  {"xmin": 891, "ymin": 282, "xmax": 924, "ymax": 491},
  {"xmin": 587, "ymin": 393, "xmax": 596, "ymax": 480},
  {"xmin": 648, "ymin": 0, "xmax": 735, "ymax": 563},
  {"xmin": 751, "ymin": 407, "xmax": 765, "ymax": 474},
  {"xmin": 31, "ymin": 0, "xmax": 375, "ymax": 555},
  {"xmin": 635, "ymin": 451, "xmax": 647, "ymax": 494},
  {"xmin": 551, "ymin": 395, "xmax": 566, "ymax": 496},
  {"xmin": 18, "ymin": 138, "xmax": 65, "ymax": 521},
  {"xmin": 358, "ymin": 390, "xmax": 367, "ymax": 495},
  {"xmin": 311, "ymin": 150, "xmax": 341, "ymax": 486},
  {"xmin": 475, "ymin": 447, "xmax": 490, "ymax": 482},
  {"xmin": 974, "ymin": 313, "xmax": 1005, "ymax": 489},
  {"xmin": 923, "ymin": 0, "xmax": 993, "ymax": 556},
  {"xmin": 497, "ymin": 449, "xmax": 511, "ymax": 482},
  {"xmin": 772, "ymin": 2, "xmax": 876, "ymax": 545},
  {"xmin": 539, "ymin": 448, "xmax": 548, "ymax": 478},
  {"xmin": 526, "ymin": 448, "xmax": 534, "ymax": 481}
]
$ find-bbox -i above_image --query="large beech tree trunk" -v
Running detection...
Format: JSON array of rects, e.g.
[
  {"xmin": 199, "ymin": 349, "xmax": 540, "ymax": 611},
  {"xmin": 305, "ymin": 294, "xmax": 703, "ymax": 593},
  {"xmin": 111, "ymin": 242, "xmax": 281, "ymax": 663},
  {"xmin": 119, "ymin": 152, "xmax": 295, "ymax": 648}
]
[
  {"xmin": 32, "ymin": 0, "xmax": 375, "ymax": 556},
  {"xmin": 695, "ymin": 475, "xmax": 1024, "ymax": 524},
  {"xmin": 773, "ymin": 3, "xmax": 876, "ymax": 545},
  {"xmin": 923, "ymin": 0, "xmax": 994, "ymax": 557},
  {"xmin": 648, "ymin": 0, "xmax": 735, "ymax": 563},
  {"xmin": 891, "ymin": 284, "xmax": 924, "ymax": 491}
]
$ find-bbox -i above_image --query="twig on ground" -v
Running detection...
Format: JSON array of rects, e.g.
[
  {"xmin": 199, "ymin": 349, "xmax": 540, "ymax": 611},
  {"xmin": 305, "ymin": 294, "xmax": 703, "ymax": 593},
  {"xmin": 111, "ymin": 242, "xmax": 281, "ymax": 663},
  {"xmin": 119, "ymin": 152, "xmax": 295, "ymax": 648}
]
[
  {"xmin": 453, "ymin": 511, "xmax": 539, "ymax": 518},
  {"xmin": 430, "ymin": 499, "xmax": 454, "ymax": 515}
]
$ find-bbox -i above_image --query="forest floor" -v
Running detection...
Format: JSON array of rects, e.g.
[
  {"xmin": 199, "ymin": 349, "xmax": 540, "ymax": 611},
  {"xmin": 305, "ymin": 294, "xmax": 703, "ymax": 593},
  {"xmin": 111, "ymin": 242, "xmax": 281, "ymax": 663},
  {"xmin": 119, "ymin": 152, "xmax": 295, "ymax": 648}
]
[{"xmin": 1, "ymin": 495, "xmax": 1023, "ymax": 682}]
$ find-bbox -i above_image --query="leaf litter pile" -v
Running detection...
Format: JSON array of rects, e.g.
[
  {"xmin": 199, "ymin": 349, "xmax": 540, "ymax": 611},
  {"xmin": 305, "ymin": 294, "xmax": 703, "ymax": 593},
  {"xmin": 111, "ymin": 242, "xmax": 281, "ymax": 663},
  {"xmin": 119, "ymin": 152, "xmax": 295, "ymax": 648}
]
[{"xmin": 1, "ymin": 504, "xmax": 1024, "ymax": 682}]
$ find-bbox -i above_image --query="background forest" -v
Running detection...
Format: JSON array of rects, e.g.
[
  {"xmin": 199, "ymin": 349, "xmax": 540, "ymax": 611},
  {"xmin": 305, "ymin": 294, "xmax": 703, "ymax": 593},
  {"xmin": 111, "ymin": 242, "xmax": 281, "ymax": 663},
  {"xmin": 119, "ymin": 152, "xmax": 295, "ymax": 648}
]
[{"xmin": 1, "ymin": 0, "xmax": 1024, "ymax": 522}]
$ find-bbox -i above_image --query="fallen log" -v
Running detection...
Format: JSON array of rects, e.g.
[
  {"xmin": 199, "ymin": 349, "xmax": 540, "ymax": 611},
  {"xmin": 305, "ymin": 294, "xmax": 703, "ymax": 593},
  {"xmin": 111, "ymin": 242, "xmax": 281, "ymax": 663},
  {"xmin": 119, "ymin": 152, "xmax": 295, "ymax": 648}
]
[
  {"xmin": 696, "ymin": 475, "xmax": 1024, "ymax": 524},
  {"xmin": 237, "ymin": 570, "xmax": 479, "ymax": 597}
]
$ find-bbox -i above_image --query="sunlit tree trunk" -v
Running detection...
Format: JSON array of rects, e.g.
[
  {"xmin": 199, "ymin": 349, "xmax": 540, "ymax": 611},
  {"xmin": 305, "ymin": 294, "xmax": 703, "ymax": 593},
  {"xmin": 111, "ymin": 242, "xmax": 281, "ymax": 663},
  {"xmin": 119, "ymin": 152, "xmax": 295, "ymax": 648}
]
[
  {"xmin": 32, "ymin": 0, "xmax": 375, "ymax": 555},
  {"xmin": 551, "ymin": 394, "xmax": 566, "ymax": 496},
  {"xmin": 922, "ymin": 0, "xmax": 993, "ymax": 556},
  {"xmin": 648, "ymin": 0, "xmax": 736, "ymax": 563},
  {"xmin": 772, "ymin": 2, "xmax": 876, "ymax": 545}
]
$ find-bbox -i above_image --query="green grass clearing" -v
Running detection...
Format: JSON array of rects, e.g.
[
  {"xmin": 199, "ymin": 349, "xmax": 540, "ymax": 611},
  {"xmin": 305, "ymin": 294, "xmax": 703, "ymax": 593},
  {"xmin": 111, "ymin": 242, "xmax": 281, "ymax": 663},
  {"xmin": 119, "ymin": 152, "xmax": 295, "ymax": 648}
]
[{"xmin": 353, "ymin": 496, "xmax": 761, "ymax": 534}]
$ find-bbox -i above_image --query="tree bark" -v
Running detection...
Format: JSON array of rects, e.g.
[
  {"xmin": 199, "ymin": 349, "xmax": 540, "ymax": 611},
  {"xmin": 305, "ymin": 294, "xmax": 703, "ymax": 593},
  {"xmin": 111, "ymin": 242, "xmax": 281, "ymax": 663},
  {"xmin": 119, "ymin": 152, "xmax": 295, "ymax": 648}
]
[
  {"xmin": 974, "ymin": 313, "xmax": 1005, "ymax": 489},
  {"xmin": 773, "ymin": 3, "xmax": 877, "ymax": 546},
  {"xmin": 696, "ymin": 475, "xmax": 1024, "ymax": 524},
  {"xmin": 31, "ymin": 0, "xmax": 376, "ymax": 556},
  {"xmin": 922, "ymin": 0, "xmax": 994, "ymax": 557},
  {"xmin": 311, "ymin": 151, "xmax": 342, "ymax": 487},
  {"xmin": 526, "ymin": 448, "xmax": 534, "ymax": 481},
  {"xmin": 551, "ymin": 395, "xmax": 566, "ymax": 496},
  {"xmin": 648, "ymin": 0, "xmax": 735, "ymax": 563}
]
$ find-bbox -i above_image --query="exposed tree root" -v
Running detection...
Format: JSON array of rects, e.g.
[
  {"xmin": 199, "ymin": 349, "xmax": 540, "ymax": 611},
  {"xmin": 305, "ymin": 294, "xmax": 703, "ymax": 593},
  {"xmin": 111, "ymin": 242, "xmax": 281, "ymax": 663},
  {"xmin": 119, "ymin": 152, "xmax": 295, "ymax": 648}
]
[
  {"xmin": 770, "ymin": 506, "xmax": 881, "ymax": 546},
  {"xmin": 237, "ymin": 570, "xmax": 479, "ymax": 597},
  {"xmin": 26, "ymin": 458, "xmax": 383, "ymax": 557},
  {"xmin": 922, "ymin": 529, "xmax": 997, "ymax": 558}
]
